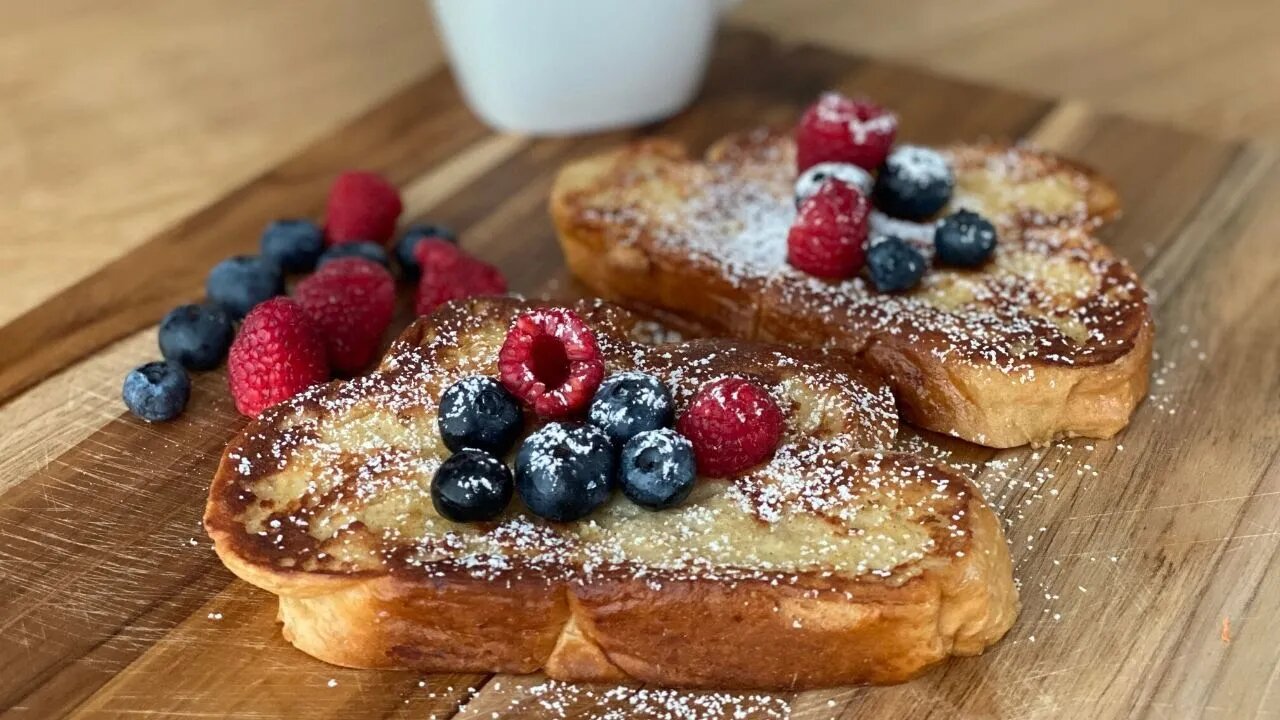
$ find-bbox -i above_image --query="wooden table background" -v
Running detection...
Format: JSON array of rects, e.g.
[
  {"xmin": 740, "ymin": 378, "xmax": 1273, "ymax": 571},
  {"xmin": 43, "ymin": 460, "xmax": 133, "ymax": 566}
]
[{"xmin": 1, "ymin": 2, "xmax": 1279, "ymax": 719}]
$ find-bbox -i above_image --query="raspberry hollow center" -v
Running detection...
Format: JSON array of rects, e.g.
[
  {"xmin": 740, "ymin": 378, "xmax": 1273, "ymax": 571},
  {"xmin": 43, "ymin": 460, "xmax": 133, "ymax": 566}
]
[{"xmin": 529, "ymin": 335, "xmax": 570, "ymax": 389}]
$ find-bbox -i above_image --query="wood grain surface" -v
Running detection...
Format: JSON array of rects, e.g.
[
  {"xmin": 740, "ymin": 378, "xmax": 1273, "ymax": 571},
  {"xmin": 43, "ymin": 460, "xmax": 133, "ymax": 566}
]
[{"xmin": 1, "ymin": 29, "xmax": 1278, "ymax": 720}]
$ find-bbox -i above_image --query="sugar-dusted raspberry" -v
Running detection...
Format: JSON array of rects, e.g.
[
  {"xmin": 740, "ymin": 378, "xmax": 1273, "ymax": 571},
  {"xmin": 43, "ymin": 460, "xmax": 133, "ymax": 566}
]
[
  {"xmin": 795, "ymin": 92, "xmax": 898, "ymax": 172},
  {"xmin": 498, "ymin": 308, "xmax": 605, "ymax": 419},
  {"xmin": 676, "ymin": 377, "xmax": 784, "ymax": 477},
  {"xmin": 786, "ymin": 180, "xmax": 870, "ymax": 279}
]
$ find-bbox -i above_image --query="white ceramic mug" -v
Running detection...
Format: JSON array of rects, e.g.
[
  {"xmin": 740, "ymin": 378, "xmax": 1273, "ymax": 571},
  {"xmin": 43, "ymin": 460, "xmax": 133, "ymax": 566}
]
[{"xmin": 430, "ymin": 0, "xmax": 737, "ymax": 135}]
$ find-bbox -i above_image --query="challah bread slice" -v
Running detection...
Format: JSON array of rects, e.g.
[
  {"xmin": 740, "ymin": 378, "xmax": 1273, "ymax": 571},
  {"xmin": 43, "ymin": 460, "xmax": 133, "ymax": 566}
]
[
  {"xmin": 551, "ymin": 129, "xmax": 1152, "ymax": 447},
  {"xmin": 205, "ymin": 297, "xmax": 1017, "ymax": 689}
]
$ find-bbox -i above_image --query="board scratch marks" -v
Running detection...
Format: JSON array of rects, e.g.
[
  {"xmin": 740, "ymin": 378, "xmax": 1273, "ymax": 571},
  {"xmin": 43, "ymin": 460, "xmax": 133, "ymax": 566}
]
[
  {"xmin": 0, "ymin": 370, "xmax": 246, "ymax": 717},
  {"xmin": 0, "ymin": 331, "xmax": 163, "ymax": 494},
  {"xmin": 66, "ymin": 580, "xmax": 489, "ymax": 720}
]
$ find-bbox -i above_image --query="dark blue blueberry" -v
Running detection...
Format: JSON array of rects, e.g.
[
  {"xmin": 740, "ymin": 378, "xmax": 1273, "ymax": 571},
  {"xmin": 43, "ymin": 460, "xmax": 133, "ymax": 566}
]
[
  {"xmin": 619, "ymin": 428, "xmax": 696, "ymax": 510},
  {"xmin": 934, "ymin": 209, "xmax": 998, "ymax": 267},
  {"xmin": 316, "ymin": 241, "xmax": 390, "ymax": 269},
  {"xmin": 866, "ymin": 237, "xmax": 927, "ymax": 292},
  {"xmin": 587, "ymin": 371, "xmax": 673, "ymax": 445},
  {"xmin": 205, "ymin": 255, "xmax": 284, "ymax": 318},
  {"xmin": 438, "ymin": 376, "xmax": 524, "ymax": 455},
  {"xmin": 515, "ymin": 422, "xmax": 616, "ymax": 522},
  {"xmin": 396, "ymin": 223, "xmax": 458, "ymax": 280},
  {"xmin": 122, "ymin": 361, "xmax": 191, "ymax": 422},
  {"xmin": 431, "ymin": 448, "xmax": 514, "ymax": 522},
  {"xmin": 872, "ymin": 145, "xmax": 954, "ymax": 220},
  {"xmin": 158, "ymin": 303, "xmax": 234, "ymax": 371},
  {"xmin": 260, "ymin": 219, "xmax": 324, "ymax": 272}
]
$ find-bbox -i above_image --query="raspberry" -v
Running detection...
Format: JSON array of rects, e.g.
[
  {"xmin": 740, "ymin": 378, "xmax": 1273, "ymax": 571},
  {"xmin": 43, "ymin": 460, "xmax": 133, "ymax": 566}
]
[
  {"xmin": 228, "ymin": 298, "xmax": 329, "ymax": 417},
  {"xmin": 498, "ymin": 308, "xmax": 604, "ymax": 419},
  {"xmin": 414, "ymin": 250, "xmax": 507, "ymax": 316},
  {"xmin": 414, "ymin": 238, "xmax": 465, "ymax": 274},
  {"xmin": 795, "ymin": 92, "xmax": 898, "ymax": 173},
  {"xmin": 324, "ymin": 171, "xmax": 403, "ymax": 246},
  {"xmin": 787, "ymin": 180, "xmax": 870, "ymax": 278},
  {"xmin": 676, "ymin": 378, "xmax": 784, "ymax": 477},
  {"xmin": 293, "ymin": 258, "xmax": 396, "ymax": 374}
]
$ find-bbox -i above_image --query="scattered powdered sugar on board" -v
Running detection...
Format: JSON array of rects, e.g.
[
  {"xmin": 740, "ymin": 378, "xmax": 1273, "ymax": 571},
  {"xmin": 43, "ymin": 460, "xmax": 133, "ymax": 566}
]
[{"xmin": 451, "ymin": 679, "xmax": 791, "ymax": 720}]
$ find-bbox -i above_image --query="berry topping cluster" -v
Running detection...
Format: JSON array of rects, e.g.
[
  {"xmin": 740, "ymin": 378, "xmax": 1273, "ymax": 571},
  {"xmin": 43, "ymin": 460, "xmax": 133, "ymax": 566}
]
[
  {"xmin": 429, "ymin": 309, "xmax": 786, "ymax": 524},
  {"xmin": 790, "ymin": 91, "xmax": 1000, "ymax": 292},
  {"xmin": 123, "ymin": 169, "xmax": 508, "ymax": 423}
]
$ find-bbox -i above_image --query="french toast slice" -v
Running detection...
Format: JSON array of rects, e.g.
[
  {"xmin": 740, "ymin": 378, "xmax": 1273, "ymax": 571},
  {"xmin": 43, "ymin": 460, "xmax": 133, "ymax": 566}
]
[
  {"xmin": 551, "ymin": 129, "xmax": 1153, "ymax": 447},
  {"xmin": 205, "ymin": 297, "xmax": 1018, "ymax": 689}
]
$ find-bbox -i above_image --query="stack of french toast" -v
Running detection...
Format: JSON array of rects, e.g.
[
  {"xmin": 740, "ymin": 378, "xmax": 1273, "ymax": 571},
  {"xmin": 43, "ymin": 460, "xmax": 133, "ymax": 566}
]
[{"xmin": 205, "ymin": 92, "xmax": 1151, "ymax": 689}]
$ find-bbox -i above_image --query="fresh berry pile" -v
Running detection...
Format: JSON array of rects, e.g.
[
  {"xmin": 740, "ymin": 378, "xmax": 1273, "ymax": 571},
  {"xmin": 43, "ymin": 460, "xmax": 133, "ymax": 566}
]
[
  {"xmin": 789, "ymin": 91, "xmax": 1001, "ymax": 292},
  {"xmin": 123, "ymin": 170, "xmax": 508, "ymax": 422},
  {"xmin": 429, "ymin": 309, "xmax": 786, "ymax": 524}
]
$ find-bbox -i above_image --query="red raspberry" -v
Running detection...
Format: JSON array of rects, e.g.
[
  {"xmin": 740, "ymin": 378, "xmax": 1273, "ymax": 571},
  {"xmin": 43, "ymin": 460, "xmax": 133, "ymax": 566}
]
[
  {"xmin": 795, "ymin": 92, "xmax": 898, "ymax": 172},
  {"xmin": 498, "ymin": 308, "xmax": 604, "ymax": 419},
  {"xmin": 414, "ymin": 237, "xmax": 465, "ymax": 274},
  {"xmin": 293, "ymin": 258, "xmax": 397, "ymax": 374},
  {"xmin": 787, "ymin": 180, "xmax": 870, "ymax": 278},
  {"xmin": 324, "ymin": 171, "xmax": 403, "ymax": 246},
  {"xmin": 676, "ymin": 378, "xmax": 784, "ymax": 477},
  {"xmin": 414, "ymin": 252, "xmax": 507, "ymax": 316},
  {"xmin": 228, "ymin": 298, "xmax": 329, "ymax": 417}
]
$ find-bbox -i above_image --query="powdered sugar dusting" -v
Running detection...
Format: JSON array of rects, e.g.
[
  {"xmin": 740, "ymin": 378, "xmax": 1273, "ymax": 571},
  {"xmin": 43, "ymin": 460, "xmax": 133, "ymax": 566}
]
[
  {"xmin": 586, "ymin": 133, "xmax": 1146, "ymax": 375},
  {"xmin": 219, "ymin": 299, "xmax": 972, "ymax": 588}
]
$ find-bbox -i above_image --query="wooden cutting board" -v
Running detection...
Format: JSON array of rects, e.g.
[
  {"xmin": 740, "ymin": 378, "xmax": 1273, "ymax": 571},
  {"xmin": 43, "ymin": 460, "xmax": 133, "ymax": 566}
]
[{"xmin": 1, "ymin": 29, "xmax": 1278, "ymax": 720}]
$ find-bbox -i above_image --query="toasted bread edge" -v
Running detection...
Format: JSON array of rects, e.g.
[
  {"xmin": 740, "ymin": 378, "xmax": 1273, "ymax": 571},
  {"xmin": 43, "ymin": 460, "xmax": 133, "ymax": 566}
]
[{"xmin": 205, "ymin": 456, "xmax": 1016, "ymax": 689}]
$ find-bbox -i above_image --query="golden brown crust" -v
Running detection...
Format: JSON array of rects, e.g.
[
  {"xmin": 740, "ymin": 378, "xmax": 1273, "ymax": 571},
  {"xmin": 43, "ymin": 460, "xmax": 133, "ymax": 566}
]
[
  {"xmin": 204, "ymin": 298, "xmax": 1018, "ymax": 689},
  {"xmin": 211, "ymin": 486, "xmax": 1014, "ymax": 689},
  {"xmin": 550, "ymin": 129, "xmax": 1153, "ymax": 447}
]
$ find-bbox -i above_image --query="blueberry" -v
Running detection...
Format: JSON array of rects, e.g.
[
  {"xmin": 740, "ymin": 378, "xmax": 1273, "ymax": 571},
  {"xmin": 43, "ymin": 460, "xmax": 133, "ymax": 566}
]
[
  {"xmin": 316, "ymin": 241, "xmax": 390, "ymax": 269},
  {"xmin": 795, "ymin": 162, "xmax": 874, "ymax": 207},
  {"xmin": 872, "ymin": 145, "xmax": 954, "ymax": 220},
  {"xmin": 396, "ymin": 223, "xmax": 458, "ymax": 280},
  {"xmin": 206, "ymin": 255, "xmax": 284, "ymax": 318},
  {"xmin": 122, "ymin": 361, "xmax": 191, "ymax": 422},
  {"xmin": 934, "ymin": 209, "xmax": 997, "ymax": 267},
  {"xmin": 431, "ymin": 448, "xmax": 514, "ymax": 522},
  {"xmin": 515, "ymin": 422, "xmax": 616, "ymax": 522},
  {"xmin": 158, "ymin": 303, "xmax": 234, "ymax": 371},
  {"xmin": 866, "ymin": 236, "xmax": 927, "ymax": 292},
  {"xmin": 587, "ymin": 371, "xmax": 673, "ymax": 445},
  {"xmin": 619, "ymin": 428, "xmax": 696, "ymax": 510},
  {"xmin": 260, "ymin": 219, "xmax": 324, "ymax": 272},
  {"xmin": 438, "ymin": 376, "xmax": 524, "ymax": 455}
]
